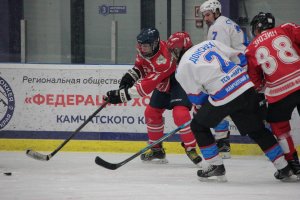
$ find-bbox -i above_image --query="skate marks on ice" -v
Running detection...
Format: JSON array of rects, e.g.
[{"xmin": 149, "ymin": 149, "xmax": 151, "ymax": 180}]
[{"xmin": 0, "ymin": 152, "xmax": 300, "ymax": 200}]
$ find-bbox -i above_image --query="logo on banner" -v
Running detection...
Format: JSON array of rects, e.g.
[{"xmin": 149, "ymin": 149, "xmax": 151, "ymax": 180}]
[
  {"xmin": 99, "ymin": 4, "xmax": 127, "ymax": 16},
  {"xmin": 0, "ymin": 76, "xmax": 15, "ymax": 129}
]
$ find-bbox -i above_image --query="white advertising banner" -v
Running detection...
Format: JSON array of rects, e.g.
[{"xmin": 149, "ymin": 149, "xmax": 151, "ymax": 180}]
[
  {"xmin": 0, "ymin": 64, "xmax": 157, "ymax": 133},
  {"xmin": 0, "ymin": 63, "xmax": 299, "ymax": 144}
]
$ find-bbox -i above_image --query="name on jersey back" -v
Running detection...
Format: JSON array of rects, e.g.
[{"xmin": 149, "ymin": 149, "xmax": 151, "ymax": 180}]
[{"xmin": 253, "ymin": 30, "xmax": 278, "ymax": 48}]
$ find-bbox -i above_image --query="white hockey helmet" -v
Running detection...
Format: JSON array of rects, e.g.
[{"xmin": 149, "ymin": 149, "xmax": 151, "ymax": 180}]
[{"xmin": 200, "ymin": 0, "xmax": 222, "ymax": 14}]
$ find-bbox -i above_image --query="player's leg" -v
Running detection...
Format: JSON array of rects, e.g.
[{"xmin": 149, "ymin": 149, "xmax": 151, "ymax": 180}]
[
  {"xmin": 191, "ymin": 101, "xmax": 228, "ymax": 182},
  {"xmin": 141, "ymin": 105, "xmax": 167, "ymax": 163},
  {"xmin": 140, "ymin": 90, "xmax": 168, "ymax": 163},
  {"xmin": 191, "ymin": 93, "xmax": 231, "ymax": 158},
  {"xmin": 269, "ymin": 121, "xmax": 300, "ymax": 177},
  {"xmin": 266, "ymin": 91, "xmax": 300, "ymax": 177},
  {"xmin": 170, "ymin": 76, "xmax": 202, "ymax": 165},
  {"xmin": 191, "ymin": 124, "xmax": 227, "ymax": 182},
  {"xmin": 230, "ymin": 89, "xmax": 294, "ymax": 180},
  {"xmin": 214, "ymin": 119, "xmax": 231, "ymax": 159},
  {"xmin": 172, "ymin": 106, "xmax": 202, "ymax": 165}
]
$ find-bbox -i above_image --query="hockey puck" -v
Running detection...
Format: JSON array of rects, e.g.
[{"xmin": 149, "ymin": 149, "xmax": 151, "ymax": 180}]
[{"xmin": 3, "ymin": 172, "xmax": 12, "ymax": 176}]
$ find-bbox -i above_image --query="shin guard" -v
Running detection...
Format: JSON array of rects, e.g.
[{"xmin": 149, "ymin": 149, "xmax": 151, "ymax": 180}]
[
  {"xmin": 248, "ymin": 129, "xmax": 287, "ymax": 170},
  {"xmin": 144, "ymin": 106, "xmax": 165, "ymax": 148},
  {"xmin": 270, "ymin": 121, "xmax": 296, "ymax": 161},
  {"xmin": 173, "ymin": 106, "xmax": 196, "ymax": 150}
]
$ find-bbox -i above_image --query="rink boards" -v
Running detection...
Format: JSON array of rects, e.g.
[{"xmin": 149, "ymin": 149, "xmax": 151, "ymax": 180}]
[{"xmin": 0, "ymin": 63, "xmax": 299, "ymax": 155}]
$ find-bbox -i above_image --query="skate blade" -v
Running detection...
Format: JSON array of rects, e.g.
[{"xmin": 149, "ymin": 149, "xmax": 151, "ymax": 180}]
[
  {"xmin": 280, "ymin": 174, "xmax": 300, "ymax": 182},
  {"xmin": 198, "ymin": 175, "xmax": 228, "ymax": 183},
  {"xmin": 219, "ymin": 152, "xmax": 231, "ymax": 159},
  {"xmin": 142, "ymin": 158, "xmax": 168, "ymax": 164}
]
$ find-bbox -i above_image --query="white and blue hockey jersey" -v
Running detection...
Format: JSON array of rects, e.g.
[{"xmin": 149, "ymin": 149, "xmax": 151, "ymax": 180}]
[
  {"xmin": 175, "ymin": 40, "xmax": 253, "ymax": 106},
  {"xmin": 207, "ymin": 16, "xmax": 248, "ymax": 52}
]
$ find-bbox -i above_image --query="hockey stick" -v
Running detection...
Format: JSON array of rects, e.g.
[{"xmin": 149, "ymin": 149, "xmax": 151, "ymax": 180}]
[
  {"xmin": 26, "ymin": 100, "xmax": 109, "ymax": 161},
  {"xmin": 95, "ymin": 120, "xmax": 192, "ymax": 170}
]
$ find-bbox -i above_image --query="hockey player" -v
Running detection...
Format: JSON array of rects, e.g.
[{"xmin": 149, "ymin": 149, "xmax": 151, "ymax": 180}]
[
  {"xmin": 175, "ymin": 39, "xmax": 296, "ymax": 181},
  {"xmin": 167, "ymin": 31, "xmax": 231, "ymax": 158},
  {"xmin": 246, "ymin": 12, "xmax": 300, "ymax": 178},
  {"xmin": 196, "ymin": 0, "xmax": 249, "ymax": 158},
  {"xmin": 200, "ymin": 0, "xmax": 249, "ymax": 51},
  {"xmin": 105, "ymin": 28, "xmax": 202, "ymax": 166}
]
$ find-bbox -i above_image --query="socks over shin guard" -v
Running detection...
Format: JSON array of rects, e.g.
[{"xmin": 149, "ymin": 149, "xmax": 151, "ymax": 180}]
[
  {"xmin": 277, "ymin": 134, "xmax": 297, "ymax": 161},
  {"xmin": 173, "ymin": 106, "xmax": 197, "ymax": 149},
  {"xmin": 145, "ymin": 106, "xmax": 165, "ymax": 148},
  {"xmin": 248, "ymin": 129, "xmax": 287, "ymax": 170},
  {"xmin": 270, "ymin": 121, "xmax": 296, "ymax": 161}
]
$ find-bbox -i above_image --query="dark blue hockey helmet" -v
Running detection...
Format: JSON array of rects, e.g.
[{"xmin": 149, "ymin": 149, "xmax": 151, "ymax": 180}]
[
  {"xmin": 250, "ymin": 12, "xmax": 275, "ymax": 36},
  {"xmin": 137, "ymin": 27, "xmax": 160, "ymax": 44},
  {"xmin": 137, "ymin": 27, "xmax": 160, "ymax": 57}
]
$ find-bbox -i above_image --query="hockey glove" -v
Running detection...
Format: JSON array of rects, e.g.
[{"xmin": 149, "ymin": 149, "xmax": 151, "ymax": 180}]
[
  {"xmin": 119, "ymin": 68, "xmax": 141, "ymax": 89},
  {"xmin": 106, "ymin": 88, "xmax": 131, "ymax": 104}
]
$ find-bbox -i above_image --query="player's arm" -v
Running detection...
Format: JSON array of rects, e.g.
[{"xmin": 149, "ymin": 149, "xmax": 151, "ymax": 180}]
[
  {"xmin": 129, "ymin": 51, "xmax": 176, "ymax": 97},
  {"xmin": 119, "ymin": 67, "xmax": 142, "ymax": 89},
  {"xmin": 132, "ymin": 65, "xmax": 175, "ymax": 97},
  {"xmin": 175, "ymin": 59, "xmax": 204, "ymax": 97},
  {"xmin": 106, "ymin": 56, "xmax": 144, "ymax": 104},
  {"xmin": 214, "ymin": 40, "xmax": 246, "ymax": 67},
  {"xmin": 119, "ymin": 55, "xmax": 144, "ymax": 89},
  {"xmin": 282, "ymin": 23, "xmax": 300, "ymax": 46},
  {"xmin": 245, "ymin": 50, "xmax": 265, "ymax": 91}
]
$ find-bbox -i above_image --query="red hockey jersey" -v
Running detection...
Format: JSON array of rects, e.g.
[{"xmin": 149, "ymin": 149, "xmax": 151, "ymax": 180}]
[
  {"xmin": 132, "ymin": 41, "xmax": 177, "ymax": 97},
  {"xmin": 246, "ymin": 23, "xmax": 300, "ymax": 103}
]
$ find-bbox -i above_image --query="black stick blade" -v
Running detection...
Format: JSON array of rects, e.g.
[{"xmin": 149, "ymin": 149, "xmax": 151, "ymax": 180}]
[
  {"xmin": 95, "ymin": 156, "xmax": 119, "ymax": 170},
  {"xmin": 26, "ymin": 149, "xmax": 50, "ymax": 161}
]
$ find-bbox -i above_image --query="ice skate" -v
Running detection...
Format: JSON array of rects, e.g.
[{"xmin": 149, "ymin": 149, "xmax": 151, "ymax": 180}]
[
  {"xmin": 288, "ymin": 152, "xmax": 300, "ymax": 178},
  {"xmin": 140, "ymin": 146, "xmax": 168, "ymax": 164},
  {"xmin": 274, "ymin": 165, "xmax": 298, "ymax": 182},
  {"xmin": 288, "ymin": 160, "xmax": 300, "ymax": 179},
  {"xmin": 185, "ymin": 148, "xmax": 203, "ymax": 165},
  {"xmin": 181, "ymin": 143, "xmax": 203, "ymax": 167},
  {"xmin": 197, "ymin": 164, "xmax": 227, "ymax": 182},
  {"xmin": 216, "ymin": 134, "xmax": 231, "ymax": 159}
]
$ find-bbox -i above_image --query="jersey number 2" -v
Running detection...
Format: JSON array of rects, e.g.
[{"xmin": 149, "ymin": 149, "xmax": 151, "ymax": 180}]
[{"xmin": 204, "ymin": 51, "xmax": 236, "ymax": 73}]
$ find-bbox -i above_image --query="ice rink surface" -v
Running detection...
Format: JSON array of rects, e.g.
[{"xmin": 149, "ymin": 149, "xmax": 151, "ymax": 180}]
[{"xmin": 0, "ymin": 152, "xmax": 299, "ymax": 200}]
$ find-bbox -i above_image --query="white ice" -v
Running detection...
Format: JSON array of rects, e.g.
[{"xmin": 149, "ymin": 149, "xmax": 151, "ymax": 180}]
[{"xmin": 0, "ymin": 152, "xmax": 299, "ymax": 200}]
